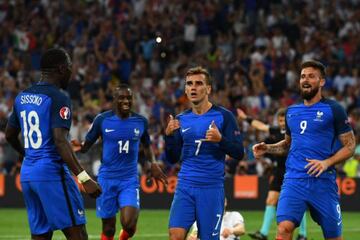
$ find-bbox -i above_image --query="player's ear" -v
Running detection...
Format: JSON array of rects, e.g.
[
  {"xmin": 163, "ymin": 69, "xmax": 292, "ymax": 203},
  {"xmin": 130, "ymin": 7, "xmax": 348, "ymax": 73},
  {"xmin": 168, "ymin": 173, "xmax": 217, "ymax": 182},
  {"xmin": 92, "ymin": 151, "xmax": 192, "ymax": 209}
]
[
  {"xmin": 320, "ymin": 77, "xmax": 325, "ymax": 87},
  {"xmin": 206, "ymin": 85, "xmax": 211, "ymax": 94}
]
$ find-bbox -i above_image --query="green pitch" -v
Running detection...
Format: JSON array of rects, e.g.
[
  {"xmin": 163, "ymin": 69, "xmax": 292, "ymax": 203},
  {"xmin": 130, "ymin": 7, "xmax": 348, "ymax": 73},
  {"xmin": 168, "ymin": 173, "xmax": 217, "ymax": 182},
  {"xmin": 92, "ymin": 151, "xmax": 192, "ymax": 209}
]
[{"xmin": 0, "ymin": 209, "xmax": 359, "ymax": 239}]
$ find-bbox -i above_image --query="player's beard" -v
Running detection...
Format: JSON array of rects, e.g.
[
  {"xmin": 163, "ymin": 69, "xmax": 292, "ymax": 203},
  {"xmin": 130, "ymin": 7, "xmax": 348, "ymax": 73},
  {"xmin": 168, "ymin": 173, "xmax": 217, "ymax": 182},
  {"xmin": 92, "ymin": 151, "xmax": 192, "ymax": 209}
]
[{"xmin": 300, "ymin": 85, "xmax": 319, "ymax": 100}]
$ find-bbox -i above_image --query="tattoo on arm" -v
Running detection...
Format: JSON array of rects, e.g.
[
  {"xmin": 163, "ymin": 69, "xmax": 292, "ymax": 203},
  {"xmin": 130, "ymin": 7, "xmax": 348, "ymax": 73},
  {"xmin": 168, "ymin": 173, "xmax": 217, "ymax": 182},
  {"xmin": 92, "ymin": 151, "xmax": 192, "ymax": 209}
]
[
  {"xmin": 267, "ymin": 135, "xmax": 291, "ymax": 155},
  {"xmin": 339, "ymin": 131, "xmax": 356, "ymax": 153}
]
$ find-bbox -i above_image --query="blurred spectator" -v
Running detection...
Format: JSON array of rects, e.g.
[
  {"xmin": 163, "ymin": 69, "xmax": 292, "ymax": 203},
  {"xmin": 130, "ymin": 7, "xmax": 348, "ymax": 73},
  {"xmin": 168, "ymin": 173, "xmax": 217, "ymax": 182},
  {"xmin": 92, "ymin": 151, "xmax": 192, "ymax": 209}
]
[{"xmin": 343, "ymin": 145, "xmax": 360, "ymax": 178}]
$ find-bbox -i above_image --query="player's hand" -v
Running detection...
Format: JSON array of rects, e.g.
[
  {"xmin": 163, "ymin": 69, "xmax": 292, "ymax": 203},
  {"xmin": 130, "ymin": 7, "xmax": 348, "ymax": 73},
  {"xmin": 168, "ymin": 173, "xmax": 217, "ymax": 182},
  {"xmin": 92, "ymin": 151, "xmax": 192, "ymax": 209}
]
[
  {"xmin": 165, "ymin": 115, "xmax": 180, "ymax": 136},
  {"xmin": 82, "ymin": 179, "xmax": 102, "ymax": 198},
  {"xmin": 71, "ymin": 139, "xmax": 82, "ymax": 152},
  {"xmin": 236, "ymin": 108, "xmax": 247, "ymax": 121},
  {"xmin": 148, "ymin": 162, "xmax": 168, "ymax": 186},
  {"xmin": 200, "ymin": 121, "xmax": 222, "ymax": 142},
  {"xmin": 305, "ymin": 158, "xmax": 329, "ymax": 177},
  {"xmin": 252, "ymin": 142, "xmax": 267, "ymax": 159},
  {"xmin": 10, "ymin": 155, "xmax": 23, "ymax": 176}
]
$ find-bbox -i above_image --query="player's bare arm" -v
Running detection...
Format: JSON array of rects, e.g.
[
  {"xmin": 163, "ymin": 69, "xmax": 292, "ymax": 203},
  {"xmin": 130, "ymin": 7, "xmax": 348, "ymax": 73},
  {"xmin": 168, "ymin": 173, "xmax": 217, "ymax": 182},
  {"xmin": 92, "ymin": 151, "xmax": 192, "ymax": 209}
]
[
  {"xmin": 306, "ymin": 130, "xmax": 355, "ymax": 177},
  {"xmin": 143, "ymin": 146, "xmax": 168, "ymax": 186},
  {"xmin": 237, "ymin": 108, "xmax": 270, "ymax": 132},
  {"xmin": 53, "ymin": 128, "xmax": 102, "ymax": 198},
  {"xmin": 71, "ymin": 139, "xmax": 94, "ymax": 153},
  {"xmin": 5, "ymin": 125, "xmax": 25, "ymax": 157},
  {"xmin": 253, "ymin": 134, "xmax": 291, "ymax": 158}
]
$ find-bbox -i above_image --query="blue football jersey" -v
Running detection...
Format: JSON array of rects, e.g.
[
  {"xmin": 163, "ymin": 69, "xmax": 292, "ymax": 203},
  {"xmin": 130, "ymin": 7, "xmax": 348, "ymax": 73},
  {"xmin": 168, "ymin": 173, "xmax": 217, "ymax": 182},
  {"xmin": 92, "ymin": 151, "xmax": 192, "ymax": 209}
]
[
  {"xmin": 165, "ymin": 105, "xmax": 244, "ymax": 187},
  {"xmin": 285, "ymin": 98, "xmax": 352, "ymax": 179},
  {"xmin": 8, "ymin": 82, "xmax": 73, "ymax": 181},
  {"xmin": 85, "ymin": 111, "xmax": 150, "ymax": 179}
]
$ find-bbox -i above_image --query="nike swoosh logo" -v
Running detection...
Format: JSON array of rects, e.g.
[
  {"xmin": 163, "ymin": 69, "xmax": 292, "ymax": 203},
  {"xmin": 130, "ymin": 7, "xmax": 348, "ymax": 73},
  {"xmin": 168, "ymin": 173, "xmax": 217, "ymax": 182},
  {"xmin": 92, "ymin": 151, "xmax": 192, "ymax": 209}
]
[
  {"xmin": 105, "ymin": 129, "xmax": 115, "ymax": 133},
  {"xmin": 78, "ymin": 209, "xmax": 84, "ymax": 215},
  {"xmin": 337, "ymin": 220, "xmax": 342, "ymax": 226},
  {"xmin": 182, "ymin": 127, "xmax": 190, "ymax": 133},
  {"xmin": 211, "ymin": 232, "xmax": 219, "ymax": 236}
]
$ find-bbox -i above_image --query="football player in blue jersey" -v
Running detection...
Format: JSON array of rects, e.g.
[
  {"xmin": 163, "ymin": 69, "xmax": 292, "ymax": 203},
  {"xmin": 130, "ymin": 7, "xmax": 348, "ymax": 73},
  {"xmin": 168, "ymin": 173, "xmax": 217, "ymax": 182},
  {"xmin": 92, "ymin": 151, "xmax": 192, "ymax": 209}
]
[
  {"xmin": 253, "ymin": 60, "xmax": 355, "ymax": 240},
  {"xmin": 5, "ymin": 48, "xmax": 101, "ymax": 240},
  {"xmin": 238, "ymin": 108, "xmax": 308, "ymax": 240},
  {"xmin": 72, "ymin": 84, "xmax": 167, "ymax": 240},
  {"xmin": 165, "ymin": 66, "xmax": 244, "ymax": 240}
]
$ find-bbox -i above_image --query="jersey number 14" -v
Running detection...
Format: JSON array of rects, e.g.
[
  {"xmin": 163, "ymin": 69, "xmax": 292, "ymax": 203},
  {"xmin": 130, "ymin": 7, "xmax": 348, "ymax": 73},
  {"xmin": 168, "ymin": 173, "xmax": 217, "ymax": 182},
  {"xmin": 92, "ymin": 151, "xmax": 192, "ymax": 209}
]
[{"xmin": 118, "ymin": 140, "xmax": 129, "ymax": 153}]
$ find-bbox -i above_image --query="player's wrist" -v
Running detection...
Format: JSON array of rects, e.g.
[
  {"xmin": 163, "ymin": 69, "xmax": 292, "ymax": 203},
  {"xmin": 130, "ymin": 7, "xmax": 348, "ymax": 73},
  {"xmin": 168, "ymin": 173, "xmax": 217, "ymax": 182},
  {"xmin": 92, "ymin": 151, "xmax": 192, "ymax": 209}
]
[{"xmin": 77, "ymin": 170, "xmax": 91, "ymax": 183}]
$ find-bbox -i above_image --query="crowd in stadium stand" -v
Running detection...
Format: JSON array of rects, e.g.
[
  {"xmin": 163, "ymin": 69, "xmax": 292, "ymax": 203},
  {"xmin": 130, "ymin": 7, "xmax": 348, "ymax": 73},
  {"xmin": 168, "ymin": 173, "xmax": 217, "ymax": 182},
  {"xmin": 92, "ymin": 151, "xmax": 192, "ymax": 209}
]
[{"xmin": 1, "ymin": 0, "xmax": 360, "ymax": 177}]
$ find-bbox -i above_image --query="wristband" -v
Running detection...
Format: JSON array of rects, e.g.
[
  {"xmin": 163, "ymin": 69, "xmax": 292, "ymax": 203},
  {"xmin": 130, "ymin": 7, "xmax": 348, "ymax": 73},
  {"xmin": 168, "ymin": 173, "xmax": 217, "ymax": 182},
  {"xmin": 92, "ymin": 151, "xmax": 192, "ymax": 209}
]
[
  {"xmin": 246, "ymin": 117, "xmax": 253, "ymax": 124},
  {"xmin": 77, "ymin": 170, "xmax": 91, "ymax": 183}
]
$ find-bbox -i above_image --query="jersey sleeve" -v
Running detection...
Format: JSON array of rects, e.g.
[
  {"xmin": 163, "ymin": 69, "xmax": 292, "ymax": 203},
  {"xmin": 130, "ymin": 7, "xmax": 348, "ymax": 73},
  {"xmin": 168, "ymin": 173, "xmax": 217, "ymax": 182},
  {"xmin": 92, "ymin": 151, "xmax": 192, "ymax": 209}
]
[
  {"xmin": 218, "ymin": 110, "xmax": 244, "ymax": 161},
  {"xmin": 51, "ymin": 92, "xmax": 72, "ymax": 129},
  {"xmin": 330, "ymin": 102, "xmax": 352, "ymax": 135},
  {"xmin": 85, "ymin": 114, "xmax": 104, "ymax": 144},
  {"xmin": 7, "ymin": 104, "xmax": 20, "ymax": 129},
  {"xmin": 285, "ymin": 108, "xmax": 291, "ymax": 136},
  {"xmin": 165, "ymin": 128, "xmax": 183, "ymax": 164},
  {"xmin": 141, "ymin": 117, "xmax": 151, "ymax": 147}
]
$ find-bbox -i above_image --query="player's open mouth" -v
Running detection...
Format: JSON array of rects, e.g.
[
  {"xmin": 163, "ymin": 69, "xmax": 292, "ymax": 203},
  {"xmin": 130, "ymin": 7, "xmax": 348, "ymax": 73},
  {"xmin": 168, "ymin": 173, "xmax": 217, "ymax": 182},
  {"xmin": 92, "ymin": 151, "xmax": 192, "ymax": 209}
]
[{"xmin": 302, "ymin": 84, "xmax": 311, "ymax": 89}]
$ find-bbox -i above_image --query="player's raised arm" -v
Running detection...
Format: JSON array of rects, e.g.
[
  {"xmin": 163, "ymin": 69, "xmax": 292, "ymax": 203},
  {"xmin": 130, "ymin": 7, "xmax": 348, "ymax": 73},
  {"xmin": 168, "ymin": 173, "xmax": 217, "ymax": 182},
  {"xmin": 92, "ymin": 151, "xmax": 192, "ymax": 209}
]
[
  {"xmin": 237, "ymin": 108, "xmax": 270, "ymax": 132},
  {"xmin": 53, "ymin": 128, "xmax": 101, "ymax": 198}
]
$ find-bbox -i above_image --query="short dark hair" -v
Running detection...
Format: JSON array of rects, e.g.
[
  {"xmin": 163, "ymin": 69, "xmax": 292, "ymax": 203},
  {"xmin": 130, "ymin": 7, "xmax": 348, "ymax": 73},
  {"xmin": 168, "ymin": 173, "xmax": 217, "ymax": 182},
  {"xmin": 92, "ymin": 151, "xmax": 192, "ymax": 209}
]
[
  {"xmin": 301, "ymin": 60, "xmax": 326, "ymax": 78},
  {"xmin": 40, "ymin": 48, "xmax": 70, "ymax": 70},
  {"xmin": 185, "ymin": 66, "xmax": 212, "ymax": 85}
]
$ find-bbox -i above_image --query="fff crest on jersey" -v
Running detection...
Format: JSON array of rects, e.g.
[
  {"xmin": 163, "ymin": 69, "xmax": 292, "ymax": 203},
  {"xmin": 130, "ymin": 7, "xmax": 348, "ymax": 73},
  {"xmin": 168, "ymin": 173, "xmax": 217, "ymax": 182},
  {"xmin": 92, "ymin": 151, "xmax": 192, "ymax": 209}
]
[
  {"xmin": 314, "ymin": 110, "xmax": 324, "ymax": 122},
  {"xmin": 59, "ymin": 107, "xmax": 71, "ymax": 120},
  {"xmin": 134, "ymin": 128, "xmax": 140, "ymax": 137}
]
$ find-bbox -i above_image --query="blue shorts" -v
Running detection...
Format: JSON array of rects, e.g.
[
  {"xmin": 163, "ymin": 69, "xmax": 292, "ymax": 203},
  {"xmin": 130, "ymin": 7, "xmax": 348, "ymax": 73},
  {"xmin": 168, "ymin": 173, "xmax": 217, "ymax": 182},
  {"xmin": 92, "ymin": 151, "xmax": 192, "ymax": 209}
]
[
  {"xmin": 169, "ymin": 186, "xmax": 224, "ymax": 239},
  {"xmin": 277, "ymin": 178, "xmax": 342, "ymax": 238},
  {"xmin": 21, "ymin": 177, "xmax": 86, "ymax": 235},
  {"xmin": 96, "ymin": 178, "xmax": 140, "ymax": 218}
]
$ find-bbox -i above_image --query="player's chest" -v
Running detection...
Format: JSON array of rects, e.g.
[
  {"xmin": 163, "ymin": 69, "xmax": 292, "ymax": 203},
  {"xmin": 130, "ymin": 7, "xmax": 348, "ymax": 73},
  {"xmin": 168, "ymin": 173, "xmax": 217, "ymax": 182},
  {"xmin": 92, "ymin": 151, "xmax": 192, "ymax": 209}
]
[
  {"xmin": 179, "ymin": 115, "xmax": 223, "ymax": 141},
  {"xmin": 101, "ymin": 122, "xmax": 143, "ymax": 141},
  {"xmin": 287, "ymin": 108, "xmax": 333, "ymax": 134}
]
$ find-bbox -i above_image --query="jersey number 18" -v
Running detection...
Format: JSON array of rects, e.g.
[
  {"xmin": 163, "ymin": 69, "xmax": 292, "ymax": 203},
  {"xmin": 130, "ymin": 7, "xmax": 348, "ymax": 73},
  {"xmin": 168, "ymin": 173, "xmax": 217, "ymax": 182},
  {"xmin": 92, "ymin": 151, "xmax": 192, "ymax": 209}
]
[{"xmin": 20, "ymin": 110, "xmax": 42, "ymax": 149}]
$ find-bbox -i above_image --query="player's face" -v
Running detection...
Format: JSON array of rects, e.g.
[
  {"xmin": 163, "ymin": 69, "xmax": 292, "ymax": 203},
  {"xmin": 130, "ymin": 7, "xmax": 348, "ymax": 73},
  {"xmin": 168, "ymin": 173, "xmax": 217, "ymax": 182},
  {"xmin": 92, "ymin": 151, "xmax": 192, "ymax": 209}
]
[
  {"xmin": 185, "ymin": 74, "xmax": 211, "ymax": 105},
  {"xmin": 60, "ymin": 52, "xmax": 72, "ymax": 89},
  {"xmin": 299, "ymin": 67, "xmax": 325, "ymax": 100},
  {"xmin": 115, "ymin": 88, "xmax": 132, "ymax": 115},
  {"xmin": 278, "ymin": 116, "xmax": 286, "ymax": 130}
]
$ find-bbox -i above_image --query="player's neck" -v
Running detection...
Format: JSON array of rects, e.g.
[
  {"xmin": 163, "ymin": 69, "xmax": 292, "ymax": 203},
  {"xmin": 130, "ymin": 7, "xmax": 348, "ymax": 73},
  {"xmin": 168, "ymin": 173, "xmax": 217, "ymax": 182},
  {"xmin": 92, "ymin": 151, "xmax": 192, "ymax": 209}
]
[
  {"xmin": 303, "ymin": 92, "xmax": 322, "ymax": 106},
  {"xmin": 192, "ymin": 101, "xmax": 212, "ymax": 115},
  {"xmin": 40, "ymin": 74, "xmax": 59, "ymax": 88},
  {"xmin": 115, "ymin": 110, "xmax": 130, "ymax": 119}
]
